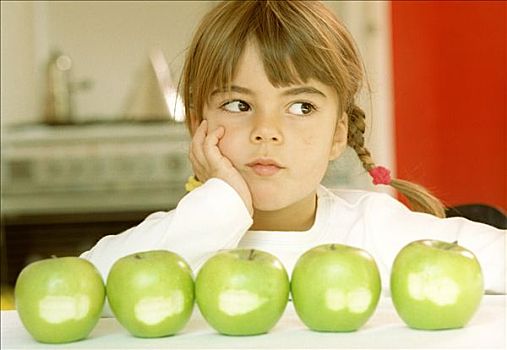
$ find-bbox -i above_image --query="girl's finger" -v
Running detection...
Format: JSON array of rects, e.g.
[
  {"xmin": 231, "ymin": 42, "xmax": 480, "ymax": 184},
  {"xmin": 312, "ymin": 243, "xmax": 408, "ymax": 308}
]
[
  {"xmin": 191, "ymin": 120, "xmax": 209, "ymax": 169},
  {"xmin": 203, "ymin": 126, "xmax": 227, "ymax": 169}
]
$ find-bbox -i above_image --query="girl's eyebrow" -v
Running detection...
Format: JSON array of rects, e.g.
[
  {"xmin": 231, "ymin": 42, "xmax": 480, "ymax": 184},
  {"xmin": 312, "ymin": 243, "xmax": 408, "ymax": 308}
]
[
  {"xmin": 211, "ymin": 85, "xmax": 327, "ymax": 98},
  {"xmin": 283, "ymin": 86, "xmax": 327, "ymax": 98}
]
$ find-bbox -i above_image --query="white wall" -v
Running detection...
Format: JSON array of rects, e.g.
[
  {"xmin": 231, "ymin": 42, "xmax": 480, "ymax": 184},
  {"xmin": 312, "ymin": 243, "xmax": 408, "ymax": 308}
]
[
  {"xmin": 45, "ymin": 1, "xmax": 214, "ymax": 122},
  {"xmin": 1, "ymin": 1, "xmax": 213, "ymax": 126},
  {"xmin": 1, "ymin": 2, "xmax": 41, "ymax": 126}
]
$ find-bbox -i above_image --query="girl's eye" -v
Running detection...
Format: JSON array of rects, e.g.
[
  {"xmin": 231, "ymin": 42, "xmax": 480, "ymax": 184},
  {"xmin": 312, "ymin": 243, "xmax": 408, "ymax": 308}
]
[
  {"xmin": 221, "ymin": 100, "xmax": 250, "ymax": 113},
  {"xmin": 288, "ymin": 102, "xmax": 316, "ymax": 116}
]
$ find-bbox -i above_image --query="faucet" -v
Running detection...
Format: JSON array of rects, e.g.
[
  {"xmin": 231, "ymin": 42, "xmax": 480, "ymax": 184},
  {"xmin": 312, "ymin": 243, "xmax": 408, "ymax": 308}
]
[
  {"xmin": 43, "ymin": 50, "xmax": 93, "ymax": 125},
  {"xmin": 44, "ymin": 50, "xmax": 73, "ymax": 124}
]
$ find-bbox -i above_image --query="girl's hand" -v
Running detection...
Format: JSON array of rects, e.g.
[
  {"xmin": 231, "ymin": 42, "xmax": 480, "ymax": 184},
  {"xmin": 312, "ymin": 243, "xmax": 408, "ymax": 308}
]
[{"xmin": 189, "ymin": 120, "xmax": 253, "ymax": 216}]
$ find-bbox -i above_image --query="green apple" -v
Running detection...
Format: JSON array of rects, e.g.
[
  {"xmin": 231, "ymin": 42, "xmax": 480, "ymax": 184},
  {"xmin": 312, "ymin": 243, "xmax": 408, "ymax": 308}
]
[
  {"xmin": 195, "ymin": 248, "xmax": 290, "ymax": 336},
  {"xmin": 291, "ymin": 244, "xmax": 381, "ymax": 332},
  {"xmin": 106, "ymin": 250, "xmax": 194, "ymax": 337},
  {"xmin": 14, "ymin": 256, "xmax": 105, "ymax": 343},
  {"xmin": 390, "ymin": 239, "xmax": 484, "ymax": 330}
]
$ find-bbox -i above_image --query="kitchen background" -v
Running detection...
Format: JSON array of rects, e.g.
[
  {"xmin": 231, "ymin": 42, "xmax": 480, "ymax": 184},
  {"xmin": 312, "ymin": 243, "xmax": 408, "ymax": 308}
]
[{"xmin": 1, "ymin": 1, "xmax": 505, "ymax": 308}]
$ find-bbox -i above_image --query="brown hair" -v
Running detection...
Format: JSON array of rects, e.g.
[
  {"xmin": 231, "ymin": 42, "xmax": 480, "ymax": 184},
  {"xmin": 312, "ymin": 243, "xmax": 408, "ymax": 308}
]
[{"xmin": 180, "ymin": 0, "xmax": 446, "ymax": 218}]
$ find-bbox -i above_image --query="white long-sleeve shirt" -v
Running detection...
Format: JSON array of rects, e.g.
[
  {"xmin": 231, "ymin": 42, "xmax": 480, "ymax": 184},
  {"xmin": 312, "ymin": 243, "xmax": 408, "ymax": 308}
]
[{"xmin": 81, "ymin": 178, "xmax": 506, "ymax": 298}]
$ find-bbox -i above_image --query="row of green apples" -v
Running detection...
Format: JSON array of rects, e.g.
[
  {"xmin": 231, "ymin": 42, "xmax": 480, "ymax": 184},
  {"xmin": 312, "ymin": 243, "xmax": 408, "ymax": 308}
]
[{"xmin": 14, "ymin": 239, "xmax": 484, "ymax": 344}]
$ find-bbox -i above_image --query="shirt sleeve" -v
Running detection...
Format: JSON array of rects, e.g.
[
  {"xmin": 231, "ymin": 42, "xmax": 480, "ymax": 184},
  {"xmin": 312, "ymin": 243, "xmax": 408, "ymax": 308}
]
[
  {"xmin": 364, "ymin": 193, "xmax": 506, "ymax": 295},
  {"xmin": 80, "ymin": 177, "xmax": 253, "ymax": 285}
]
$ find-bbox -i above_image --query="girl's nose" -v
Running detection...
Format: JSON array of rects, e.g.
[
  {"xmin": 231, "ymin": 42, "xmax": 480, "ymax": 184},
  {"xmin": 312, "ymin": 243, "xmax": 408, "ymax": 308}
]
[{"xmin": 250, "ymin": 115, "xmax": 283, "ymax": 144}]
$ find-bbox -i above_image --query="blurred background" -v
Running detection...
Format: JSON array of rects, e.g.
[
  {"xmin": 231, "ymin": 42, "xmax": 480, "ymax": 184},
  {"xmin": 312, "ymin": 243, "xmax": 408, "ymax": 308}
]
[{"xmin": 1, "ymin": 1, "xmax": 505, "ymax": 309}]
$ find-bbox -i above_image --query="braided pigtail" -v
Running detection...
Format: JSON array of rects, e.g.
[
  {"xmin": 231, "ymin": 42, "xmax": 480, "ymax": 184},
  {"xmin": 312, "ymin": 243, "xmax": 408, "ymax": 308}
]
[{"xmin": 347, "ymin": 104, "xmax": 446, "ymax": 218}]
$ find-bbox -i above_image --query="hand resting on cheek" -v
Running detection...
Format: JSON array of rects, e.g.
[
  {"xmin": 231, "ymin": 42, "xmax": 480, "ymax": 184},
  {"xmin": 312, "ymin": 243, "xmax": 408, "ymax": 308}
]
[{"xmin": 189, "ymin": 120, "xmax": 254, "ymax": 216}]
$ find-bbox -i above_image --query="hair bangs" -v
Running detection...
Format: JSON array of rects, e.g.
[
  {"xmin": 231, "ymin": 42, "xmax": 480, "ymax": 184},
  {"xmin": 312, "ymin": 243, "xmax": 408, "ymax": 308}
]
[
  {"xmin": 254, "ymin": 1, "xmax": 340, "ymax": 89},
  {"xmin": 182, "ymin": 0, "xmax": 361, "ymax": 131}
]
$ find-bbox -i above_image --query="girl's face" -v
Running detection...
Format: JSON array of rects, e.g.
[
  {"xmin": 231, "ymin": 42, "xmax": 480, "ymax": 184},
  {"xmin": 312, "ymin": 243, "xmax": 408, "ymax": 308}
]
[{"xmin": 202, "ymin": 41, "xmax": 348, "ymax": 211}]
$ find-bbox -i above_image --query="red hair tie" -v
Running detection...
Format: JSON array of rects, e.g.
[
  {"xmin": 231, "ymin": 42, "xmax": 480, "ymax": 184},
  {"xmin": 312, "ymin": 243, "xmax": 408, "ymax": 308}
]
[{"xmin": 369, "ymin": 166, "xmax": 392, "ymax": 185}]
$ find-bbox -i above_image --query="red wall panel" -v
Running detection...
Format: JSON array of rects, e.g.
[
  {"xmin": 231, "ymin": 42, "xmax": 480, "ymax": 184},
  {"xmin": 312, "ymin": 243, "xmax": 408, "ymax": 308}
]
[{"xmin": 390, "ymin": 0, "xmax": 506, "ymax": 210}]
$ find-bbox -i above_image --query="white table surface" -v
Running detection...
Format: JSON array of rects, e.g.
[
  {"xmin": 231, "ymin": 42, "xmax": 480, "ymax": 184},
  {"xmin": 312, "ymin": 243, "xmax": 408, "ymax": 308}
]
[{"xmin": 2, "ymin": 296, "xmax": 505, "ymax": 350}]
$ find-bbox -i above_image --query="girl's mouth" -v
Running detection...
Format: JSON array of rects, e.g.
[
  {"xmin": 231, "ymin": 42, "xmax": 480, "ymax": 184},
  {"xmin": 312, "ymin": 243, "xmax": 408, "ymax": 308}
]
[
  {"xmin": 246, "ymin": 158, "xmax": 284, "ymax": 176},
  {"xmin": 248, "ymin": 164, "xmax": 282, "ymax": 176}
]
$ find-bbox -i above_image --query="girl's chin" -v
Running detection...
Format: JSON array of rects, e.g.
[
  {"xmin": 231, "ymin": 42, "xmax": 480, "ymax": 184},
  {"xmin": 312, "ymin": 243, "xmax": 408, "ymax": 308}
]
[{"xmin": 250, "ymin": 192, "xmax": 289, "ymax": 211}]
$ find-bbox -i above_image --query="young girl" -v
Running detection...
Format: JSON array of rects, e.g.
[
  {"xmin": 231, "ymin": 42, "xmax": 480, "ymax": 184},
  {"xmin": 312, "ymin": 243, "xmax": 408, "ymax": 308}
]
[{"xmin": 81, "ymin": 1, "xmax": 505, "ymax": 310}]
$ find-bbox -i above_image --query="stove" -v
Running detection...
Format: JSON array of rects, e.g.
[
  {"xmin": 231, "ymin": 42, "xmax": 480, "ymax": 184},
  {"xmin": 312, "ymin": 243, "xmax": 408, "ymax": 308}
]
[{"xmin": 1, "ymin": 121, "xmax": 192, "ymax": 216}]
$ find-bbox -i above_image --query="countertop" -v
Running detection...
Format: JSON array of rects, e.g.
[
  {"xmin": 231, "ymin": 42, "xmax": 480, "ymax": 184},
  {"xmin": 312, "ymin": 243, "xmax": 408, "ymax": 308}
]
[{"xmin": 1, "ymin": 295, "xmax": 505, "ymax": 350}]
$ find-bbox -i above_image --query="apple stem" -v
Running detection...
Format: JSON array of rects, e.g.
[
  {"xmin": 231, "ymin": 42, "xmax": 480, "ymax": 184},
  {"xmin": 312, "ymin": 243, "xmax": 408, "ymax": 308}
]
[
  {"xmin": 330, "ymin": 244, "xmax": 336, "ymax": 250},
  {"xmin": 444, "ymin": 241, "xmax": 459, "ymax": 250},
  {"xmin": 51, "ymin": 255, "xmax": 57, "ymax": 259},
  {"xmin": 248, "ymin": 249, "xmax": 255, "ymax": 260}
]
